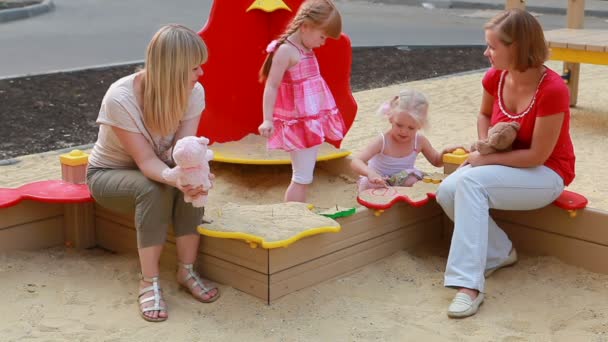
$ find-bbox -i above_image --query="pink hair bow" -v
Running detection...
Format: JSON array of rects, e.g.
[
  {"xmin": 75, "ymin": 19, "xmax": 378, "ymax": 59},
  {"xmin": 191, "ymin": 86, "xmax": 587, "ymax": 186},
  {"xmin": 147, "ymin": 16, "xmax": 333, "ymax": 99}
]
[
  {"xmin": 266, "ymin": 40, "xmax": 279, "ymax": 53},
  {"xmin": 380, "ymin": 102, "xmax": 391, "ymax": 114}
]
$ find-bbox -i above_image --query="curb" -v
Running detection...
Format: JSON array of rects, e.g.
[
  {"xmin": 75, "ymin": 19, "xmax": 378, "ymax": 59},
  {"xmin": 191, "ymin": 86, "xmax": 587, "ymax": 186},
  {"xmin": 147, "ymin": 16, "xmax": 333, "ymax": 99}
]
[
  {"xmin": 417, "ymin": 0, "xmax": 608, "ymax": 18},
  {"xmin": 0, "ymin": 143, "xmax": 94, "ymax": 166},
  {"xmin": 0, "ymin": 59, "xmax": 144, "ymax": 81},
  {"xmin": 0, "ymin": 0, "xmax": 55, "ymax": 23},
  {"xmin": 423, "ymin": 0, "xmax": 608, "ymax": 18}
]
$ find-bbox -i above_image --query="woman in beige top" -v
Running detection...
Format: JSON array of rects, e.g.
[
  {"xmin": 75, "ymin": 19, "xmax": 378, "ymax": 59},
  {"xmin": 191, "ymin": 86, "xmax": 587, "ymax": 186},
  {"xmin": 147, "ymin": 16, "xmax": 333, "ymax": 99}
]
[{"xmin": 87, "ymin": 24, "xmax": 219, "ymax": 322}]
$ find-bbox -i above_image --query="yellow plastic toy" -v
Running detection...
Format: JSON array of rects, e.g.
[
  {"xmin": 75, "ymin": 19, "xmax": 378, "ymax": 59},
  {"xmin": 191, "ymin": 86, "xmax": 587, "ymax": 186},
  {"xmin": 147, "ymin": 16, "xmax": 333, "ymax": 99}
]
[
  {"xmin": 59, "ymin": 149, "xmax": 89, "ymax": 166},
  {"xmin": 442, "ymin": 148, "xmax": 468, "ymax": 174},
  {"xmin": 422, "ymin": 172, "xmax": 445, "ymax": 184},
  {"xmin": 59, "ymin": 149, "xmax": 89, "ymax": 184}
]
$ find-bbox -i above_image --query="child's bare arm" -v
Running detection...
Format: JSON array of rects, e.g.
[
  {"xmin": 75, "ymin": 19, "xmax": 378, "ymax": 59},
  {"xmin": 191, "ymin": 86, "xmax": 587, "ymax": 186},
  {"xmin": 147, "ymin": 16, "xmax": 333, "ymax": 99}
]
[
  {"xmin": 419, "ymin": 136, "xmax": 464, "ymax": 167},
  {"xmin": 351, "ymin": 137, "xmax": 385, "ymax": 185},
  {"xmin": 259, "ymin": 45, "xmax": 297, "ymax": 137}
]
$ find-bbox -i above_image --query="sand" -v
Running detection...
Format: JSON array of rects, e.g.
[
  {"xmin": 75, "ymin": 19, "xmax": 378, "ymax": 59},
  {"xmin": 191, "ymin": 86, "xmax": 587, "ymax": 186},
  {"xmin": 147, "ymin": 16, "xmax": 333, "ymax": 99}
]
[
  {"xmin": 201, "ymin": 202, "xmax": 341, "ymax": 248},
  {"xmin": 2, "ymin": 61, "xmax": 608, "ymax": 340}
]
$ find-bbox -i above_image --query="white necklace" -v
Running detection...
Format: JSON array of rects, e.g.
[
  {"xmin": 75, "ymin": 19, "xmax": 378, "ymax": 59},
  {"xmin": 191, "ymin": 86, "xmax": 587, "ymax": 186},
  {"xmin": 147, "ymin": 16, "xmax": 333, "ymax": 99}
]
[{"xmin": 497, "ymin": 70, "xmax": 547, "ymax": 120}]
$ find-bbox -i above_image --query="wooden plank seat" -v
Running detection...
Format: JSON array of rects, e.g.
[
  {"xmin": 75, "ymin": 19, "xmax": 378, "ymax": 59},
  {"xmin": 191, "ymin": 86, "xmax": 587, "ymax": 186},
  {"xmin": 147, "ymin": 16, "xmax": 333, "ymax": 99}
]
[
  {"xmin": 0, "ymin": 180, "xmax": 94, "ymax": 250},
  {"xmin": 506, "ymin": 0, "xmax": 607, "ymax": 106},
  {"xmin": 545, "ymin": 28, "xmax": 608, "ymax": 65}
]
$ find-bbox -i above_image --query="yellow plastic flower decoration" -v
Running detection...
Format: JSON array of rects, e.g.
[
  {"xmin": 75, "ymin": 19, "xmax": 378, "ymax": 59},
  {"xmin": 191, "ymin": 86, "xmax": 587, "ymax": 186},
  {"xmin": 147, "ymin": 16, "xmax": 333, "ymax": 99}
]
[{"xmin": 246, "ymin": 0, "xmax": 291, "ymax": 12}]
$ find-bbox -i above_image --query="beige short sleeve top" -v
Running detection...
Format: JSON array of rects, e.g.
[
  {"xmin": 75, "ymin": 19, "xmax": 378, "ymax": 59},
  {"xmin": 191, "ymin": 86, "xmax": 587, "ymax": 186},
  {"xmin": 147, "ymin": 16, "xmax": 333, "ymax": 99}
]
[{"xmin": 88, "ymin": 73, "xmax": 205, "ymax": 169}]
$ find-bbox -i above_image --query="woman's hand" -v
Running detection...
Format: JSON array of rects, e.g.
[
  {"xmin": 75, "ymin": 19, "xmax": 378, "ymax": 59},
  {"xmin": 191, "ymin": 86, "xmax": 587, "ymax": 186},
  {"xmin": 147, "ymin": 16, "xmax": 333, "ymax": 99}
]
[
  {"xmin": 258, "ymin": 120, "xmax": 274, "ymax": 138},
  {"xmin": 179, "ymin": 184, "xmax": 206, "ymax": 198},
  {"xmin": 466, "ymin": 151, "xmax": 486, "ymax": 167},
  {"xmin": 177, "ymin": 173, "xmax": 215, "ymax": 199}
]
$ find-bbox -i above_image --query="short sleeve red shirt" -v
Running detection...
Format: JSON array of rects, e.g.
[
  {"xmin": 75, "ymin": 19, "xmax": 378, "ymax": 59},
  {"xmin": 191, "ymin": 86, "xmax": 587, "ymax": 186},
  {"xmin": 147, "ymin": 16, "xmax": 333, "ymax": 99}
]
[{"xmin": 482, "ymin": 67, "xmax": 575, "ymax": 186}]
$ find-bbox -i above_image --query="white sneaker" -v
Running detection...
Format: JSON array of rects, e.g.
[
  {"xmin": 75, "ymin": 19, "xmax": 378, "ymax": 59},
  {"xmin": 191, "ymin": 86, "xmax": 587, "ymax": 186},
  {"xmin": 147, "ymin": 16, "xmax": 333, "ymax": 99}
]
[
  {"xmin": 447, "ymin": 292, "xmax": 484, "ymax": 318},
  {"xmin": 485, "ymin": 248, "xmax": 518, "ymax": 278}
]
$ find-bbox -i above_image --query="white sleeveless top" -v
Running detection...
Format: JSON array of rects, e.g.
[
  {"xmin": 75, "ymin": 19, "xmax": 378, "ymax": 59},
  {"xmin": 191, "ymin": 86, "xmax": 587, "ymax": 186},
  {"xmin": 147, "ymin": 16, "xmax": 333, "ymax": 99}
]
[{"xmin": 368, "ymin": 132, "xmax": 422, "ymax": 178}]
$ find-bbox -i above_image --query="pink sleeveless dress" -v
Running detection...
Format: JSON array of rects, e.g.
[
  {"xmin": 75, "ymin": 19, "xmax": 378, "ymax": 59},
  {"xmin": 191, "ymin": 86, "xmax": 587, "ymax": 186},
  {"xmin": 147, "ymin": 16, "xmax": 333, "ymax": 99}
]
[{"xmin": 268, "ymin": 40, "xmax": 346, "ymax": 152}]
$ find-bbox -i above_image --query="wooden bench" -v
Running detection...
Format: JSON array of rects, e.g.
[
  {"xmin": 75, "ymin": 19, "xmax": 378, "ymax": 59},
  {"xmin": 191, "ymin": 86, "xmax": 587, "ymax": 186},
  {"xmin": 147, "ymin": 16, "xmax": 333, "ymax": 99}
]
[
  {"xmin": 1, "ymin": 150, "xmax": 606, "ymax": 303},
  {"xmin": 0, "ymin": 150, "xmax": 95, "ymax": 250},
  {"xmin": 507, "ymin": 0, "xmax": 608, "ymax": 106}
]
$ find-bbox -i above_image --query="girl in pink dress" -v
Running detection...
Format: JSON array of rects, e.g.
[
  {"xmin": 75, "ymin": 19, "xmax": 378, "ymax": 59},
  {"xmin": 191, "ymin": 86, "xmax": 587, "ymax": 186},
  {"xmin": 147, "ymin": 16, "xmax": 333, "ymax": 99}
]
[
  {"xmin": 258, "ymin": 0, "xmax": 345, "ymax": 203},
  {"xmin": 351, "ymin": 89, "xmax": 462, "ymax": 192}
]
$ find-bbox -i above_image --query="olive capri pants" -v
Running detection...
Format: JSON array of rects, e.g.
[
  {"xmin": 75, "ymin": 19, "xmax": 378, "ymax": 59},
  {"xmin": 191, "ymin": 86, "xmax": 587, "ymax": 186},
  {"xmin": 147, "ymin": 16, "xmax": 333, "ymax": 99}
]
[{"xmin": 87, "ymin": 167, "xmax": 205, "ymax": 248}]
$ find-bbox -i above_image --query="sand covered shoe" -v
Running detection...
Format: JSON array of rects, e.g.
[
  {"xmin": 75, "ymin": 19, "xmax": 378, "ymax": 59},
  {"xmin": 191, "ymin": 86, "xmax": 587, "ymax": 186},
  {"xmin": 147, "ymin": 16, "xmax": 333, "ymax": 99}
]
[
  {"xmin": 447, "ymin": 292, "xmax": 484, "ymax": 318},
  {"xmin": 485, "ymin": 248, "xmax": 518, "ymax": 278}
]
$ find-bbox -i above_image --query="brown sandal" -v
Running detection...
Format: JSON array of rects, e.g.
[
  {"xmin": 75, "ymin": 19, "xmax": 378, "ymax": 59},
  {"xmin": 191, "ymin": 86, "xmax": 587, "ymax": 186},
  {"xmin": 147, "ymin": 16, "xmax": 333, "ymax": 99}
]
[{"xmin": 177, "ymin": 263, "xmax": 221, "ymax": 303}]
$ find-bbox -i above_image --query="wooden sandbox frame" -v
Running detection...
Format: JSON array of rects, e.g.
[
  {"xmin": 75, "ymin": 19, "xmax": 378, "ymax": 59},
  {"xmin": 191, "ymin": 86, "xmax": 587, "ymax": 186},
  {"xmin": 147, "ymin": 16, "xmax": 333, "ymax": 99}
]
[{"xmin": 1, "ymin": 157, "xmax": 607, "ymax": 303}]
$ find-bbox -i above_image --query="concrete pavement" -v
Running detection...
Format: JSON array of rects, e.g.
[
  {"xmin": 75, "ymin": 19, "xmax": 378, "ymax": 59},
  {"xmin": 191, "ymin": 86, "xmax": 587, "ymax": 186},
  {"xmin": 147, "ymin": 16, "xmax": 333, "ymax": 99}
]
[
  {"xmin": 367, "ymin": 0, "xmax": 608, "ymax": 15},
  {"xmin": 1, "ymin": 0, "xmax": 607, "ymax": 78},
  {"xmin": 435, "ymin": 0, "xmax": 608, "ymax": 17},
  {"xmin": 0, "ymin": 0, "xmax": 54, "ymax": 23}
]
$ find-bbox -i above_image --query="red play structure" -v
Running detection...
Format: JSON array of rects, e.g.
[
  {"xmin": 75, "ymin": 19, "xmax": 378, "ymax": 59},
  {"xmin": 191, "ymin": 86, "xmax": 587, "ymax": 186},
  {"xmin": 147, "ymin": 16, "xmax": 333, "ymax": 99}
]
[{"xmin": 197, "ymin": 0, "xmax": 357, "ymax": 148}]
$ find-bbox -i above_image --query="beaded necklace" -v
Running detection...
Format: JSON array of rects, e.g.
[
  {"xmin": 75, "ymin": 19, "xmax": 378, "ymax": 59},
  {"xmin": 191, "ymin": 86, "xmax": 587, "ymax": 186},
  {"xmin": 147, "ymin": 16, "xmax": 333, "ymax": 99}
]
[{"xmin": 497, "ymin": 70, "xmax": 547, "ymax": 120}]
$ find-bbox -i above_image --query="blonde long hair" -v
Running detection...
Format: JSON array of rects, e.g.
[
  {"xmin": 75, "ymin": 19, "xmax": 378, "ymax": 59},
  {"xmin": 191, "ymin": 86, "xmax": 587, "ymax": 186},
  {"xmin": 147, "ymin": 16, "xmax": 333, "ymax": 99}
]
[
  {"xmin": 142, "ymin": 24, "xmax": 208, "ymax": 136},
  {"xmin": 259, "ymin": 0, "xmax": 341, "ymax": 82}
]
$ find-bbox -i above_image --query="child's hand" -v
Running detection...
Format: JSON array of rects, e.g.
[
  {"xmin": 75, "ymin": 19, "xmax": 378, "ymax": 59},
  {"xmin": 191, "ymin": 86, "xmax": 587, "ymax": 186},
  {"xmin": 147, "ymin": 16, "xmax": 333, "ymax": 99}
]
[
  {"xmin": 258, "ymin": 120, "xmax": 274, "ymax": 138},
  {"xmin": 368, "ymin": 171, "xmax": 387, "ymax": 187}
]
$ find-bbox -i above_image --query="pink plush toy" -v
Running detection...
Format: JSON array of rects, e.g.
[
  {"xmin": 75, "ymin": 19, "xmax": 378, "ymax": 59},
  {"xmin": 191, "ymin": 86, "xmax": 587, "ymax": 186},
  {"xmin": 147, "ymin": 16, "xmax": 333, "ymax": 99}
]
[{"xmin": 162, "ymin": 136, "xmax": 214, "ymax": 207}]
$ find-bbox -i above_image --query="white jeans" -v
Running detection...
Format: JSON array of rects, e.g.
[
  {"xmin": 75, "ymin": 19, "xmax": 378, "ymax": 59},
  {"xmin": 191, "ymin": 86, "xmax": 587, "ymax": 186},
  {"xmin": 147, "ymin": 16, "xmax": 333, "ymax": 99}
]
[
  {"xmin": 436, "ymin": 164, "xmax": 564, "ymax": 292},
  {"xmin": 290, "ymin": 145, "xmax": 320, "ymax": 184}
]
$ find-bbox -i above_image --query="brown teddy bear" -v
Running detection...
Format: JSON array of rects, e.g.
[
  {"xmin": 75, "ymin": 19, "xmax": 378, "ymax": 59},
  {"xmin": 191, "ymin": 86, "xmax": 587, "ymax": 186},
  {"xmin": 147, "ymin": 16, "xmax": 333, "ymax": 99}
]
[{"xmin": 471, "ymin": 121, "xmax": 520, "ymax": 155}]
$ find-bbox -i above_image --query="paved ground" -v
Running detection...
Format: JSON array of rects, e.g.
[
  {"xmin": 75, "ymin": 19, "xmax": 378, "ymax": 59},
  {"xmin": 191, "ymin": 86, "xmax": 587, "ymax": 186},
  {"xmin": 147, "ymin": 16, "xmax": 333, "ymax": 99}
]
[{"xmin": 1, "ymin": 0, "xmax": 607, "ymax": 77}]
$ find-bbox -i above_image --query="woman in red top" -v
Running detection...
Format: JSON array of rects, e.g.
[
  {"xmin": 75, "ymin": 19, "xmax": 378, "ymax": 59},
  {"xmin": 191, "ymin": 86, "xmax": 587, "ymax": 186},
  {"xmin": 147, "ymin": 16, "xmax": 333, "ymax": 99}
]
[{"xmin": 436, "ymin": 9, "xmax": 575, "ymax": 318}]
